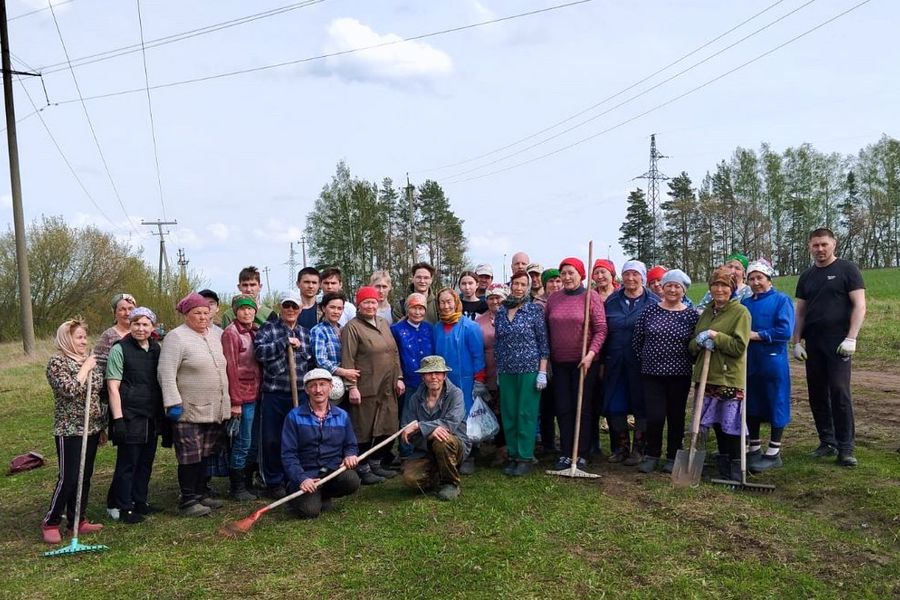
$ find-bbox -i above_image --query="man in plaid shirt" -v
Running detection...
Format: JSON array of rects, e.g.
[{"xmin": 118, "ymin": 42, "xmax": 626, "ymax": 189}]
[{"xmin": 254, "ymin": 292, "xmax": 312, "ymax": 498}]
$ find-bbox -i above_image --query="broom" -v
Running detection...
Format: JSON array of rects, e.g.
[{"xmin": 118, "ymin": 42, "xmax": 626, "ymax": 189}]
[
  {"xmin": 546, "ymin": 241, "xmax": 600, "ymax": 480},
  {"xmin": 45, "ymin": 375, "xmax": 109, "ymax": 557},
  {"xmin": 220, "ymin": 422, "xmax": 415, "ymax": 537}
]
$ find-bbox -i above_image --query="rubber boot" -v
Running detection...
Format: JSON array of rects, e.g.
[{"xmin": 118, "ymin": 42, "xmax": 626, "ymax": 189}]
[
  {"xmin": 730, "ymin": 459, "xmax": 743, "ymax": 483},
  {"xmin": 230, "ymin": 468, "xmax": 256, "ymax": 501},
  {"xmin": 243, "ymin": 464, "xmax": 260, "ymax": 496},
  {"xmin": 608, "ymin": 429, "xmax": 630, "ymax": 463},
  {"xmin": 716, "ymin": 454, "xmax": 732, "ymax": 479}
]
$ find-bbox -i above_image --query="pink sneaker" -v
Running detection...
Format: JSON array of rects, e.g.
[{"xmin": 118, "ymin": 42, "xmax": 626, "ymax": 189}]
[{"xmin": 42, "ymin": 524, "xmax": 62, "ymax": 544}]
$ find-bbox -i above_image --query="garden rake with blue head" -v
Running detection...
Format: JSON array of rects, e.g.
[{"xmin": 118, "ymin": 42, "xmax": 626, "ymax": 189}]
[{"xmin": 45, "ymin": 376, "xmax": 109, "ymax": 557}]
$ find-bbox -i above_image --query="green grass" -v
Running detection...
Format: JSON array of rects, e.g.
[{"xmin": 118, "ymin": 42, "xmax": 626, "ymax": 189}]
[{"xmin": 1, "ymin": 274, "xmax": 899, "ymax": 599}]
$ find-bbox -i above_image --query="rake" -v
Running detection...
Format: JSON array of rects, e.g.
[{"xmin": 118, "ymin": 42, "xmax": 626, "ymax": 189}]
[
  {"xmin": 710, "ymin": 363, "xmax": 775, "ymax": 493},
  {"xmin": 220, "ymin": 423, "xmax": 414, "ymax": 537},
  {"xmin": 45, "ymin": 376, "xmax": 109, "ymax": 557},
  {"xmin": 546, "ymin": 241, "xmax": 600, "ymax": 480}
]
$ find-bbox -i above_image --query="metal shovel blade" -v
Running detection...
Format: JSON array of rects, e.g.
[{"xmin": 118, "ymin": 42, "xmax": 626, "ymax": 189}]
[{"xmin": 671, "ymin": 447, "xmax": 705, "ymax": 488}]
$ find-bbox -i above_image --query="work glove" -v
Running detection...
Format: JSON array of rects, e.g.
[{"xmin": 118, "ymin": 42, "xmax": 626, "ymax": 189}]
[
  {"xmin": 110, "ymin": 418, "xmax": 126, "ymax": 445},
  {"xmin": 701, "ymin": 338, "xmax": 715, "ymax": 351},
  {"xmin": 694, "ymin": 330, "xmax": 711, "ymax": 346},
  {"xmin": 473, "ymin": 381, "xmax": 489, "ymax": 399},
  {"xmin": 793, "ymin": 342, "xmax": 807, "ymax": 361},
  {"xmin": 535, "ymin": 371, "xmax": 548, "ymax": 391},
  {"xmin": 837, "ymin": 338, "xmax": 857, "ymax": 357},
  {"xmin": 166, "ymin": 405, "xmax": 183, "ymax": 422}
]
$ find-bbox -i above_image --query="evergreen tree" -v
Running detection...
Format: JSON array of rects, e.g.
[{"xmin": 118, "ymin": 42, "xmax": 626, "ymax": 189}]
[
  {"xmin": 619, "ymin": 188, "xmax": 653, "ymax": 262},
  {"xmin": 660, "ymin": 172, "xmax": 696, "ymax": 274}
]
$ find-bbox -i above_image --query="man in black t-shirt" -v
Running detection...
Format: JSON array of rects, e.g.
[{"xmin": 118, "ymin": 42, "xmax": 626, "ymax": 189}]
[{"xmin": 792, "ymin": 228, "xmax": 866, "ymax": 467}]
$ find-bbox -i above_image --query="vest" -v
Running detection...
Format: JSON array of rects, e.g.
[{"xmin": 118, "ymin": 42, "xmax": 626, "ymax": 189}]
[{"xmin": 116, "ymin": 335, "xmax": 163, "ymax": 420}]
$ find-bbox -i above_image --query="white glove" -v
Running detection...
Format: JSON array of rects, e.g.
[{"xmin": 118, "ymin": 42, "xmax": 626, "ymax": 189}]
[
  {"xmin": 837, "ymin": 338, "xmax": 857, "ymax": 357},
  {"xmin": 793, "ymin": 342, "xmax": 807, "ymax": 361},
  {"xmin": 535, "ymin": 371, "xmax": 548, "ymax": 391}
]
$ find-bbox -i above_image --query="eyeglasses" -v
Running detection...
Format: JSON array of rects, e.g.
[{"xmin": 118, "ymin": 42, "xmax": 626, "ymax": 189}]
[{"xmin": 281, "ymin": 303, "xmax": 300, "ymax": 310}]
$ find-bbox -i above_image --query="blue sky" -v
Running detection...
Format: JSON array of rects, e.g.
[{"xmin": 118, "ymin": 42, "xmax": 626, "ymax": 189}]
[{"xmin": 2, "ymin": 0, "xmax": 897, "ymax": 296}]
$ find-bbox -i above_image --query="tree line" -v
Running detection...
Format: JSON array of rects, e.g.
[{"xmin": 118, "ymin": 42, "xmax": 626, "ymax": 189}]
[
  {"xmin": 305, "ymin": 160, "xmax": 468, "ymax": 292},
  {"xmin": 0, "ymin": 216, "xmax": 200, "ymax": 342},
  {"xmin": 619, "ymin": 135, "xmax": 900, "ymax": 277}
]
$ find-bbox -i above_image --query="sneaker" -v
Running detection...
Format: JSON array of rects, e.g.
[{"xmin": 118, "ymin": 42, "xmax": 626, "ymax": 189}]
[
  {"xmin": 810, "ymin": 443, "xmax": 837, "ymax": 458},
  {"xmin": 199, "ymin": 496, "xmax": 224, "ymax": 509},
  {"xmin": 179, "ymin": 503, "xmax": 212, "ymax": 517},
  {"xmin": 106, "ymin": 507, "xmax": 120, "ymax": 521},
  {"xmin": 120, "ymin": 510, "xmax": 145, "ymax": 525},
  {"xmin": 749, "ymin": 454, "xmax": 783, "ymax": 473},
  {"xmin": 836, "ymin": 452, "xmax": 858, "ymax": 467},
  {"xmin": 370, "ymin": 465, "xmax": 398, "ymax": 479},
  {"xmin": 623, "ymin": 451, "xmax": 643, "ymax": 467},
  {"xmin": 459, "ymin": 457, "xmax": 475, "ymax": 476},
  {"xmin": 502, "ymin": 460, "xmax": 518, "ymax": 476},
  {"xmin": 607, "ymin": 449, "xmax": 628, "ymax": 464},
  {"xmin": 637, "ymin": 456, "xmax": 658, "ymax": 473},
  {"xmin": 661, "ymin": 459, "xmax": 675, "ymax": 474},
  {"xmin": 436, "ymin": 483, "xmax": 460, "ymax": 501},
  {"xmin": 41, "ymin": 524, "xmax": 62, "ymax": 544},
  {"xmin": 359, "ymin": 470, "xmax": 386, "ymax": 486},
  {"xmin": 552, "ymin": 457, "xmax": 572, "ymax": 471},
  {"xmin": 513, "ymin": 461, "xmax": 533, "ymax": 476}
]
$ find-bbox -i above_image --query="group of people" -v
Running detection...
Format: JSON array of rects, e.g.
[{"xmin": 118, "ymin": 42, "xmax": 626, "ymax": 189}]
[{"xmin": 39, "ymin": 227, "xmax": 866, "ymax": 543}]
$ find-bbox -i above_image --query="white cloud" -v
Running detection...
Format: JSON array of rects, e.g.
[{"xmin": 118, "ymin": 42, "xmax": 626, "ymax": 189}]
[
  {"xmin": 1, "ymin": 194, "xmax": 11, "ymax": 209},
  {"xmin": 308, "ymin": 17, "xmax": 453, "ymax": 87},
  {"xmin": 252, "ymin": 218, "xmax": 303, "ymax": 244},
  {"xmin": 206, "ymin": 222, "xmax": 231, "ymax": 242}
]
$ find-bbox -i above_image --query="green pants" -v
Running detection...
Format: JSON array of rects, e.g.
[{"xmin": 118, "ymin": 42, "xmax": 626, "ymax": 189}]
[{"xmin": 499, "ymin": 372, "xmax": 540, "ymax": 461}]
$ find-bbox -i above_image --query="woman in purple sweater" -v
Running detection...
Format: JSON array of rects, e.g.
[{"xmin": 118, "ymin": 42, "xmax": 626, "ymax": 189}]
[{"xmin": 545, "ymin": 257, "xmax": 608, "ymax": 471}]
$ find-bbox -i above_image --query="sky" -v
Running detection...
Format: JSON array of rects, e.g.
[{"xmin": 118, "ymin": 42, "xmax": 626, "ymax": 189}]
[{"xmin": 1, "ymin": 0, "xmax": 898, "ymax": 297}]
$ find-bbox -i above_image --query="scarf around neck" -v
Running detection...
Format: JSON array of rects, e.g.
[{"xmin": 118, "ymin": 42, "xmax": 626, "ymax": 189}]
[{"xmin": 502, "ymin": 295, "xmax": 528, "ymax": 309}]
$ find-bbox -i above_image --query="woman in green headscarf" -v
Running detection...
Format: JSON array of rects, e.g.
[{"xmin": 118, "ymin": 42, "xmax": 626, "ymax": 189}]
[{"xmin": 697, "ymin": 253, "xmax": 752, "ymax": 312}]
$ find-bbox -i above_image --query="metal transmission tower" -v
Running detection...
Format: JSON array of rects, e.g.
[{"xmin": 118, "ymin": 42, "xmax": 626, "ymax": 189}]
[
  {"xmin": 261, "ymin": 266, "xmax": 271, "ymax": 292},
  {"xmin": 285, "ymin": 242, "xmax": 298, "ymax": 288},
  {"xmin": 634, "ymin": 133, "xmax": 668, "ymax": 263},
  {"xmin": 142, "ymin": 219, "xmax": 177, "ymax": 293}
]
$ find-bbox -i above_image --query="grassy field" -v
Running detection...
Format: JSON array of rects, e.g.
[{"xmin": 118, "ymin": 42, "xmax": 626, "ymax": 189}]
[{"xmin": 1, "ymin": 270, "xmax": 898, "ymax": 599}]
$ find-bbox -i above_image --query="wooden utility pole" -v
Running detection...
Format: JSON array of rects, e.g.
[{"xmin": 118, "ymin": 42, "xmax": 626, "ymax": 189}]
[
  {"xmin": 299, "ymin": 235, "xmax": 307, "ymax": 268},
  {"xmin": 142, "ymin": 219, "xmax": 177, "ymax": 293},
  {"xmin": 1, "ymin": 0, "xmax": 37, "ymax": 354},
  {"xmin": 261, "ymin": 266, "xmax": 271, "ymax": 292},
  {"xmin": 177, "ymin": 248, "xmax": 189, "ymax": 281}
]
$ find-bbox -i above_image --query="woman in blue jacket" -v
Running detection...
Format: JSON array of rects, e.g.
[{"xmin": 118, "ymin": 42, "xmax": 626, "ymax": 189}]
[
  {"xmin": 603, "ymin": 260, "xmax": 658, "ymax": 466},
  {"xmin": 742, "ymin": 259, "xmax": 794, "ymax": 473},
  {"xmin": 433, "ymin": 287, "xmax": 485, "ymax": 474}
]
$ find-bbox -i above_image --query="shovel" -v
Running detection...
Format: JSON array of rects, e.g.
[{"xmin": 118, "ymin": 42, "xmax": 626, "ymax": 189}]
[{"xmin": 671, "ymin": 349, "xmax": 711, "ymax": 488}]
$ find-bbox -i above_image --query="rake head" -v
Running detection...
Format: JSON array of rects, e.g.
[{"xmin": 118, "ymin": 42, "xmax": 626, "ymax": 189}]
[
  {"xmin": 44, "ymin": 537, "xmax": 109, "ymax": 558},
  {"xmin": 219, "ymin": 508, "xmax": 267, "ymax": 538},
  {"xmin": 710, "ymin": 477, "xmax": 776, "ymax": 493},
  {"xmin": 545, "ymin": 466, "xmax": 601, "ymax": 479}
]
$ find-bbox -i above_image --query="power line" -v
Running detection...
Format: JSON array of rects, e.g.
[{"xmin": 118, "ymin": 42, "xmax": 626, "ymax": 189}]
[
  {"xmin": 48, "ymin": 1, "xmax": 138, "ymax": 234},
  {"xmin": 443, "ymin": 0, "xmax": 875, "ymax": 186},
  {"xmin": 15, "ymin": 75, "xmax": 121, "ymax": 231},
  {"xmin": 53, "ymin": 0, "xmax": 596, "ymax": 105},
  {"xmin": 440, "ymin": 0, "xmax": 818, "ymax": 182},
  {"xmin": 136, "ymin": 0, "xmax": 167, "ymax": 220},
  {"xmin": 8, "ymin": 0, "xmax": 73, "ymax": 22},
  {"xmin": 38, "ymin": 0, "xmax": 327, "ymax": 74},
  {"xmin": 421, "ymin": 0, "xmax": 789, "ymax": 173}
]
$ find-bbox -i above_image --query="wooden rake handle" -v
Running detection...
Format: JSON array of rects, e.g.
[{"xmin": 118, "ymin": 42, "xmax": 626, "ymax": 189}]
[{"xmin": 257, "ymin": 422, "xmax": 416, "ymax": 515}]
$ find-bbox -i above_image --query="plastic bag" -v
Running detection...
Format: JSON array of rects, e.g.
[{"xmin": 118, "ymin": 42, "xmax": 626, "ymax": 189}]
[{"xmin": 465, "ymin": 395, "xmax": 499, "ymax": 443}]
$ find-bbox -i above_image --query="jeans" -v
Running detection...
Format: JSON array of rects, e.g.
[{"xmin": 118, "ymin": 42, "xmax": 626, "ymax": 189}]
[{"xmin": 230, "ymin": 402, "xmax": 256, "ymax": 470}]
